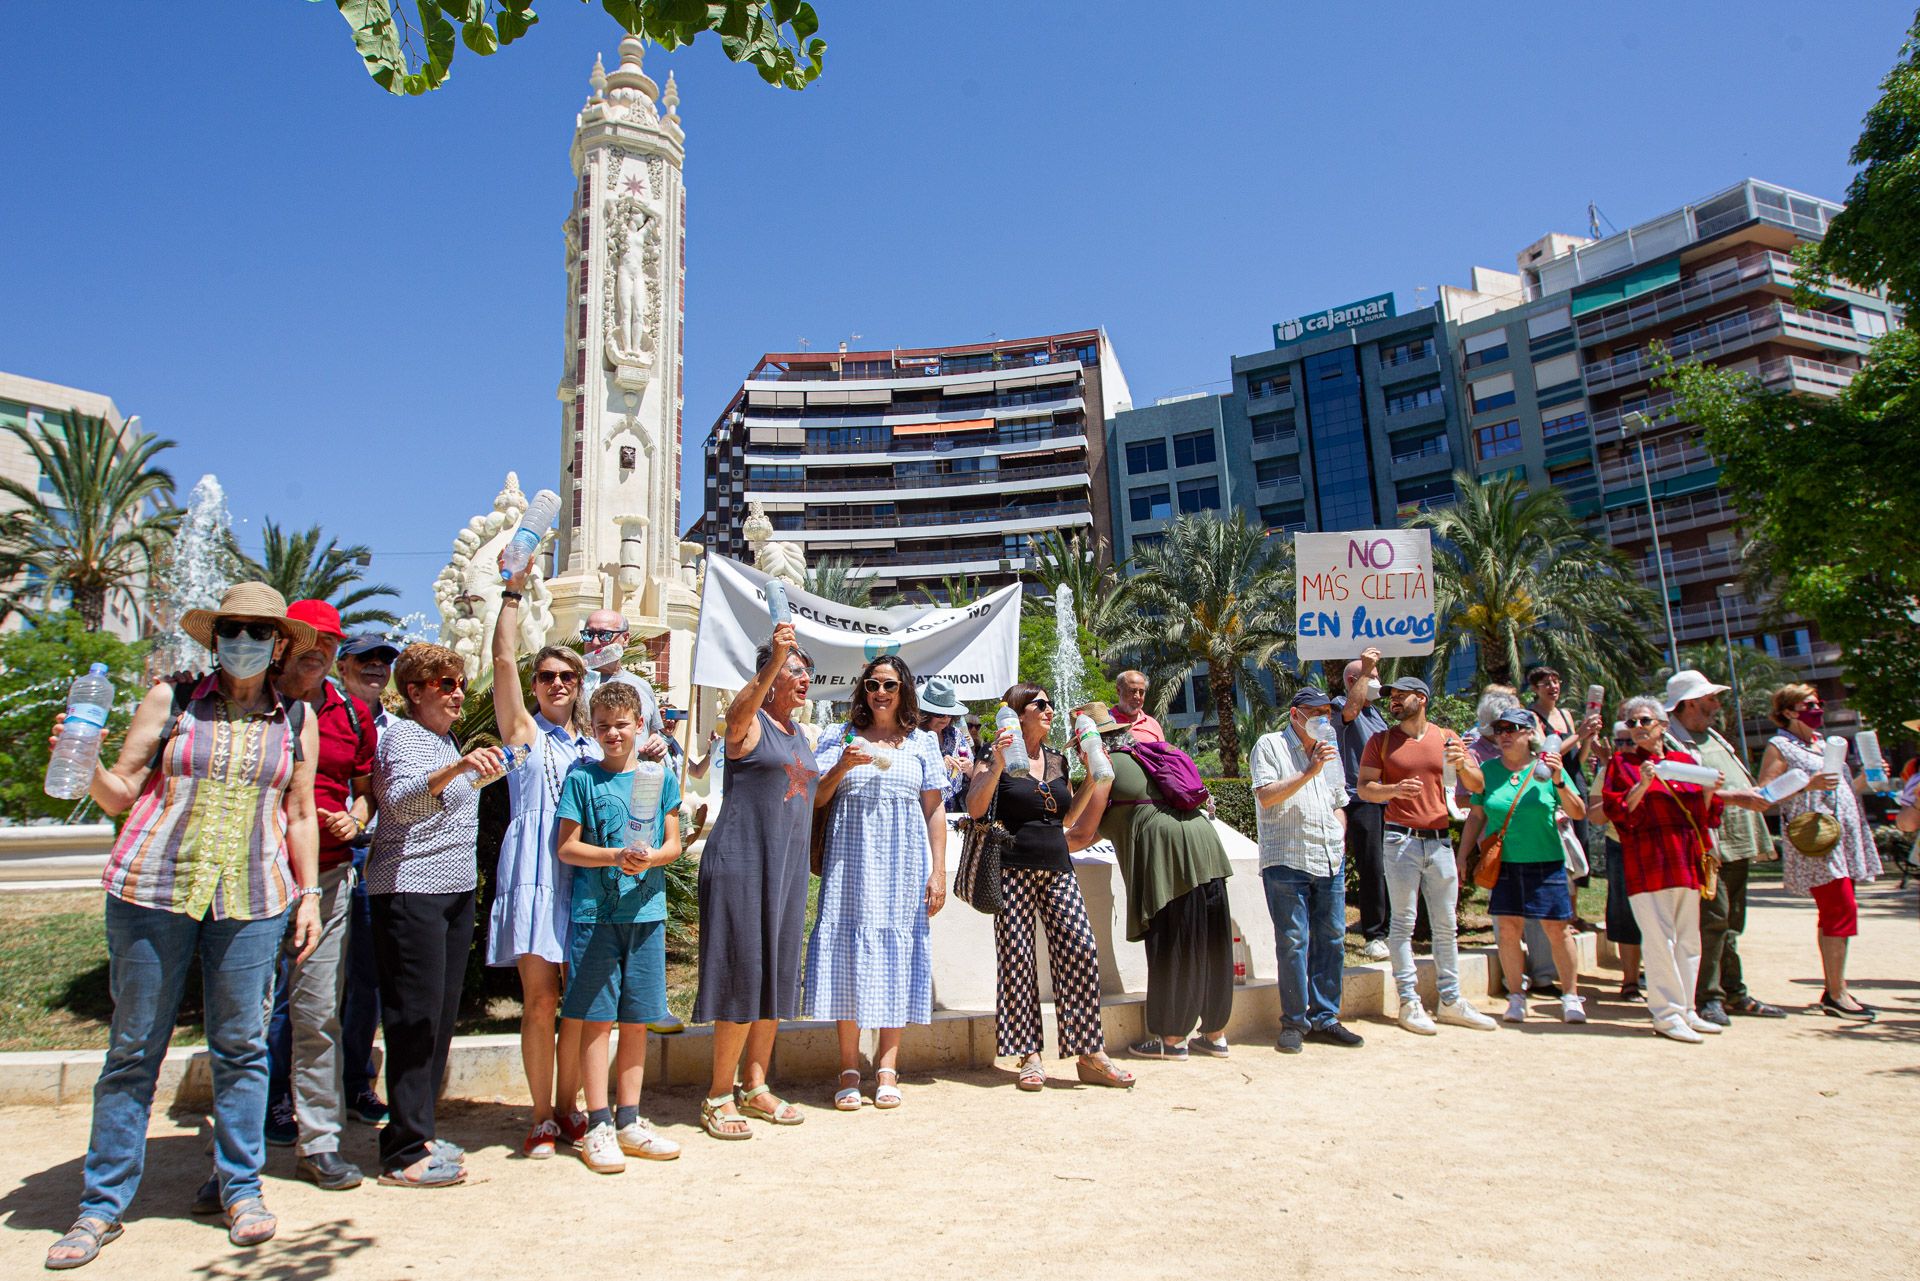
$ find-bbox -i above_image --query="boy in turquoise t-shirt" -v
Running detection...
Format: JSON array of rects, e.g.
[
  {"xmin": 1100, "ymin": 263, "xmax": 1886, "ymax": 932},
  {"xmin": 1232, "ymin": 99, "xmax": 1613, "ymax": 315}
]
[{"xmin": 555, "ymin": 681, "xmax": 684, "ymax": 1173}]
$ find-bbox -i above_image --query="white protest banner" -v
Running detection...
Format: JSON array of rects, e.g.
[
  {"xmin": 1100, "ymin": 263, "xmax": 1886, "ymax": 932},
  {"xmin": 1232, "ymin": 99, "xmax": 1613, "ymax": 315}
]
[
  {"xmin": 1294, "ymin": 529, "xmax": 1437, "ymax": 660},
  {"xmin": 691, "ymin": 554, "xmax": 1022, "ymax": 700}
]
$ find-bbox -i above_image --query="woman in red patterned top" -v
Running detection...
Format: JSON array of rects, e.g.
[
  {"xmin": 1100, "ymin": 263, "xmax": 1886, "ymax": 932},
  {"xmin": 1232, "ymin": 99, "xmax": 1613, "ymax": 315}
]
[{"xmin": 1603, "ymin": 694, "xmax": 1725, "ymax": 1044}]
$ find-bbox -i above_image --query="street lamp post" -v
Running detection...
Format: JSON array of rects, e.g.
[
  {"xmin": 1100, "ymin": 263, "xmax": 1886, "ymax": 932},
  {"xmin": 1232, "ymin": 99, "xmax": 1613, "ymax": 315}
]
[
  {"xmin": 1627, "ymin": 411, "xmax": 1680, "ymax": 670},
  {"xmin": 1714, "ymin": 581, "xmax": 1750, "ymax": 761}
]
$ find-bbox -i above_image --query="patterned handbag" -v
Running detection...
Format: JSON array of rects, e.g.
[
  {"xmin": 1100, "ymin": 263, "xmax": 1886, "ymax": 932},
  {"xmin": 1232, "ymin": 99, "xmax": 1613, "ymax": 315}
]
[{"xmin": 953, "ymin": 787, "xmax": 1011, "ymax": 916}]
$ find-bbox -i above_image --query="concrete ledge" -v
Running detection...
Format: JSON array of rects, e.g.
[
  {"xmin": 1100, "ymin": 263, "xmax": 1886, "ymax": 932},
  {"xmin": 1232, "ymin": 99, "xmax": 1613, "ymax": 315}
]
[{"xmin": 0, "ymin": 942, "xmax": 1550, "ymax": 1107}]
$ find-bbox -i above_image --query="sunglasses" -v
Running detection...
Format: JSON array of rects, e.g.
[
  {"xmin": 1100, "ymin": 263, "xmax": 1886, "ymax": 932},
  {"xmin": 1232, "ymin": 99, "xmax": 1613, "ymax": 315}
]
[
  {"xmin": 579, "ymin": 628, "xmax": 625, "ymax": 644},
  {"xmin": 1798, "ymin": 700, "xmax": 1823, "ymax": 711},
  {"xmin": 214, "ymin": 620, "xmax": 279, "ymax": 642},
  {"xmin": 412, "ymin": 676, "xmax": 467, "ymax": 695},
  {"xmin": 863, "ymin": 677, "xmax": 901, "ymax": 693},
  {"xmin": 534, "ymin": 670, "xmax": 580, "ymax": 687},
  {"xmin": 1025, "ymin": 699, "xmax": 1054, "ymax": 714},
  {"xmin": 1624, "ymin": 715, "xmax": 1660, "ymax": 728}
]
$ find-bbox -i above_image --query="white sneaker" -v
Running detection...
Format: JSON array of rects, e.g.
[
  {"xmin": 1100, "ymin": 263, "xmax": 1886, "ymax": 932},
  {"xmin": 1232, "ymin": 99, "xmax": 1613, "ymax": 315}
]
[
  {"xmin": 1560, "ymin": 994, "xmax": 1587, "ymax": 1024},
  {"xmin": 579, "ymin": 1122, "xmax": 625, "ymax": 1173},
  {"xmin": 1655, "ymin": 1018, "xmax": 1703, "ymax": 1043},
  {"xmin": 1437, "ymin": 999, "xmax": 1498, "ymax": 1031},
  {"xmin": 1397, "ymin": 998, "xmax": 1437, "ymax": 1035},
  {"xmin": 1503, "ymin": 994, "xmax": 1528, "ymax": 1023},
  {"xmin": 617, "ymin": 1119, "xmax": 682, "ymax": 1161},
  {"xmin": 1683, "ymin": 1011, "xmax": 1724, "ymax": 1035},
  {"xmin": 1361, "ymin": 939, "xmax": 1390, "ymax": 961}
]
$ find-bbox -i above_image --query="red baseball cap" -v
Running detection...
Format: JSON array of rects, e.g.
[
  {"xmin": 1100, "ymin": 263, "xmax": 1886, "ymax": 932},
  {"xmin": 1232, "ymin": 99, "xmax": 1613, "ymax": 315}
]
[{"xmin": 287, "ymin": 599, "xmax": 345, "ymax": 640}]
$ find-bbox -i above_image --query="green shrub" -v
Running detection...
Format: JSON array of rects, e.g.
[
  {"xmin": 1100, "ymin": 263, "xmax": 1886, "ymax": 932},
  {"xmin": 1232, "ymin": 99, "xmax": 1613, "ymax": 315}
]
[{"xmin": 1206, "ymin": 777, "xmax": 1256, "ymax": 841}]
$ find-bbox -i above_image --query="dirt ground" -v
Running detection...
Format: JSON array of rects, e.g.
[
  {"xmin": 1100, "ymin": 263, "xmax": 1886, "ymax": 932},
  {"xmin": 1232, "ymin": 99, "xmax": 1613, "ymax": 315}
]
[{"xmin": 0, "ymin": 879, "xmax": 1914, "ymax": 1280}]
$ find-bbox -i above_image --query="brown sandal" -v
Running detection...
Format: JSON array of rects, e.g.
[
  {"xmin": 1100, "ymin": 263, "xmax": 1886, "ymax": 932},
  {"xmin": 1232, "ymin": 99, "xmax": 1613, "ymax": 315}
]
[{"xmin": 1075, "ymin": 1054, "xmax": 1136, "ymax": 1089}]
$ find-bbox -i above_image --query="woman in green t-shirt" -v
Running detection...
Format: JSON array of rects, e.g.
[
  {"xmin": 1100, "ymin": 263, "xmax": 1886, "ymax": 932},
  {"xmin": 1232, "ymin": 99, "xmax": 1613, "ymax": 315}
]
[{"xmin": 1469, "ymin": 708, "xmax": 1589, "ymax": 1025}]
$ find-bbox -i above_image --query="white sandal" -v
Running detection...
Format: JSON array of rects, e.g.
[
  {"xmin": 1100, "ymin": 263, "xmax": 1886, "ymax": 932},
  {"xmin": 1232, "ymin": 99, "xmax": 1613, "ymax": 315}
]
[
  {"xmin": 833, "ymin": 1069, "xmax": 863, "ymax": 1112},
  {"xmin": 873, "ymin": 1068, "xmax": 902, "ymax": 1110}
]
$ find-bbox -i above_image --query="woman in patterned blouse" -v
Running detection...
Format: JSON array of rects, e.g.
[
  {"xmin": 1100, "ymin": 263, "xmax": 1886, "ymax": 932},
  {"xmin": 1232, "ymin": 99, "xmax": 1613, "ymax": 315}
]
[{"xmin": 46, "ymin": 583, "xmax": 321, "ymax": 1270}]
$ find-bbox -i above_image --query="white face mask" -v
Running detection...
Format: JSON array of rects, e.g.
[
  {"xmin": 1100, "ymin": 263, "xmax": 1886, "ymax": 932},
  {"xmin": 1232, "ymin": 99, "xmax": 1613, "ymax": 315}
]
[
  {"xmin": 1365, "ymin": 678, "xmax": 1383, "ymax": 699},
  {"xmin": 217, "ymin": 635, "xmax": 275, "ymax": 679},
  {"xmin": 581, "ymin": 641, "xmax": 625, "ymax": 671}
]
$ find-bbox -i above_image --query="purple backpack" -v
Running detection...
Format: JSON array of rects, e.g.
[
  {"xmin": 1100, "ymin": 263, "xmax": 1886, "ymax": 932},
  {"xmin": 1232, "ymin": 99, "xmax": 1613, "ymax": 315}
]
[{"xmin": 1114, "ymin": 740, "xmax": 1211, "ymax": 812}]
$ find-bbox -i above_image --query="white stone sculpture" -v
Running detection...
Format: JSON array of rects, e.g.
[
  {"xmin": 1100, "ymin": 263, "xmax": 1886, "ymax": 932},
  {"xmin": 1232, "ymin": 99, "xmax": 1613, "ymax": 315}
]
[
  {"xmin": 434, "ymin": 473, "xmax": 558, "ymax": 683},
  {"xmin": 743, "ymin": 501, "xmax": 806, "ymax": 586}
]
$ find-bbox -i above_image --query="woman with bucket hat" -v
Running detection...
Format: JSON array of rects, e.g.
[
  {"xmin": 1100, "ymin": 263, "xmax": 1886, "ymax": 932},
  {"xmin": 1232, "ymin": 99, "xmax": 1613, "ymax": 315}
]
[
  {"xmin": 917, "ymin": 677, "xmax": 973, "ymax": 812},
  {"xmin": 45, "ymin": 583, "xmax": 323, "ymax": 1269}
]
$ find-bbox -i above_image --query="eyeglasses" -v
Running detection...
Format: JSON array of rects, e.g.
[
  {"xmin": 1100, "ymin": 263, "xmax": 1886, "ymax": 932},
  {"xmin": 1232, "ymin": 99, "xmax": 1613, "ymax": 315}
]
[
  {"xmin": 1797, "ymin": 700, "xmax": 1824, "ymax": 711},
  {"xmin": 214, "ymin": 620, "xmax": 279, "ymax": 642},
  {"xmin": 1025, "ymin": 699, "xmax": 1054, "ymax": 714},
  {"xmin": 412, "ymin": 676, "xmax": 467, "ymax": 695},
  {"xmin": 1624, "ymin": 716, "xmax": 1660, "ymax": 728},
  {"xmin": 579, "ymin": 628, "xmax": 625, "ymax": 644},
  {"xmin": 534, "ymin": 670, "xmax": 579, "ymax": 687},
  {"xmin": 863, "ymin": 677, "xmax": 901, "ymax": 693}
]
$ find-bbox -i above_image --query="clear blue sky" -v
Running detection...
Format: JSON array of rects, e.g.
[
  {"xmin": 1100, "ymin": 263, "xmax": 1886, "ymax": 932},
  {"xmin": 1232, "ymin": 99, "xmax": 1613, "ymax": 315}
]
[{"xmin": 2, "ymin": 2, "xmax": 1911, "ymax": 623}]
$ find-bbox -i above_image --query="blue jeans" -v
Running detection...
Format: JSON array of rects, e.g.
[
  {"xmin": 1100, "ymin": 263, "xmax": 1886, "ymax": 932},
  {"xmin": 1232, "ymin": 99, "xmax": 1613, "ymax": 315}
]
[
  {"xmin": 1383, "ymin": 831, "xmax": 1460, "ymax": 1007},
  {"xmin": 80, "ymin": 897, "xmax": 287, "ymax": 1222},
  {"xmin": 341, "ymin": 844, "xmax": 381, "ymax": 1098},
  {"xmin": 1262, "ymin": 865, "xmax": 1345, "ymax": 1031}
]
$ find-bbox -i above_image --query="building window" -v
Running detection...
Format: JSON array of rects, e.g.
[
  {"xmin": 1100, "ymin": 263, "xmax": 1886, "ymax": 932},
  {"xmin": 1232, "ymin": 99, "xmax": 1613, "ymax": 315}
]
[
  {"xmin": 1130, "ymin": 531, "xmax": 1165, "ymax": 555},
  {"xmin": 1259, "ymin": 503, "xmax": 1306, "ymax": 529},
  {"xmin": 1173, "ymin": 431, "xmax": 1217, "ymax": 468},
  {"xmin": 1255, "ymin": 457, "xmax": 1300, "ymax": 485},
  {"xmin": 1463, "ymin": 330, "xmax": 1510, "ymax": 369},
  {"xmin": 1547, "ymin": 460, "xmax": 1594, "ymax": 486},
  {"xmin": 1541, "ymin": 410, "xmax": 1588, "ymax": 440},
  {"xmin": 1130, "ymin": 484, "xmax": 1172, "ymax": 522},
  {"xmin": 1475, "ymin": 419, "xmax": 1523, "ymax": 461},
  {"xmin": 1385, "ymin": 384, "xmax": 1444, "ymax": 416},
  {"xmin": 1177, "ymin": 477, "xmax": 1220, "ymax": 514},
  {"xmin": 1470, "ymin": 373, "xmax": 1517, "ymax": 415},
  {"xmin": 1126, "ymin": 439, "xmax": 1167, "ymax": 474},
  {"xmin": 1382, "ymin": 337, "xmax": 1433, "ymax": 366},
  {"xmin": 806, "ymin": 425, "xmax": 889, "ymax": 451},
  {"xmin": 1248, "ymin": 374, "xmax": 1291, "ymax": 399},
  {"xmin": 1251, "ymin": 414, "xmax": 1293, "ymax": 443},
  {"xmin": 1395, "ymin": 476, "xmax": 1454, "ymax": 506}
]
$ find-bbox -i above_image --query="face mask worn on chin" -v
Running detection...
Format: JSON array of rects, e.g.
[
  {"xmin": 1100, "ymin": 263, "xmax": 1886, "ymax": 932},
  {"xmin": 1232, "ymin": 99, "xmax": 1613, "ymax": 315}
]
[{"xmin": 217, "ymin": 635, "xmax": 276, "ymax": 680}]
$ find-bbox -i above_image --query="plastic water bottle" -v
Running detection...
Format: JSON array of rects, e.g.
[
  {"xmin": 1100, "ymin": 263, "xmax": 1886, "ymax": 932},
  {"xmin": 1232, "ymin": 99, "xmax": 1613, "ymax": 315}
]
[
  {"xmin": 1821, "ymin": 735, "xmax": 1848, "ymax": 781},
  {"xmin": 499, "ymin": 489, "xmax": 561, "ymax": 579},
  {"xmin": 1856, "ymin": 729, "xmax": 1893, "ymax": 793},
  {"xmin": 1584, "ymin": 685, "xmax": 1605, "ymax": 720},
  {"xmin": 1075, "ymin": 715, "xmax": 1114, "ymax": 782},
  {"xmin": 764, "ymin": 578, "xmax": 792, "ymax": 627},
  {"xmin": 627, "ymin": 760, "xmax": 666, "ymax": 847},
  {"xmin": 474, "ymin": 742, "xmax": 531, "ymax": 787},
  {"xmin": 1534, "ymin": 732, "xmax": 1563, "ymax": 780},
  {"xmin": 1755, "ymin": 767, "xmax": 1810, "ymax": 805},
  {"xmin": 1441, "ymin": 752, "xmax": 1458, "ymax": 794},
  {"xmin": 996, "ymin": 704, "xmax": 1030, "ymax": 777},
  {"xmin": 1653, "ymin": 758, "xmax": 1722, "ymax": 787},
  {"xmin": 1307, "ymin": 714, "xmax": 1337, "ymax": 744},
  {"xmin": 45, "ymin": 663, "xmax": 115, "ymax": 800}
]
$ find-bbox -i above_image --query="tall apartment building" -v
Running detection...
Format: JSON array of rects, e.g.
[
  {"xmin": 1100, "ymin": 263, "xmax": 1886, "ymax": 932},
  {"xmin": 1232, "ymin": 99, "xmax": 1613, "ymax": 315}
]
[
  {"xmin": 1441, "ymin": 179, "xmax": 1898, "ymax": 719},
  {"xmin": 699, "ymin": 330, "xmax": 1132, "ymax": 592},
  {"xmin": 0, "ymin": 372, "xmax": 148, "ymax": 642}
]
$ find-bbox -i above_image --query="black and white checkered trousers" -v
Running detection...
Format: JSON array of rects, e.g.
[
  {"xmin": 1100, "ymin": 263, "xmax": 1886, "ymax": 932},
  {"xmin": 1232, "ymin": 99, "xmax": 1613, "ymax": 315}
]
[{"xmin": 994, "ymin": 866, "xmax": 1106, "ymax": 1058}]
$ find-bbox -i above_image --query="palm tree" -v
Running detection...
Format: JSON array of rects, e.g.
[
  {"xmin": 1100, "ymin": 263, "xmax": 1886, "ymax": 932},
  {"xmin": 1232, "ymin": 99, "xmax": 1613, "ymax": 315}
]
[
  {"xmin": 1107, "ymin": 511, "xmax": 1295, "ymax": 776},
  {"xmin": 240, "ymin": 520, "xmax": 400, "ymax": 628},
  {"xmin": 1409, "ymin": 471, "xmax": 1661, "ymax": 691},
  {"xmin": 803, "ymin": 556, "xmax": 873, "ymax": 608},
  {"xmin": 1028, "ymin": 528, "xmax": 1131, "ymax": 636},
  {"xmin": 0, "ymin": 410, "xmax": 179, "ymax": 631}
]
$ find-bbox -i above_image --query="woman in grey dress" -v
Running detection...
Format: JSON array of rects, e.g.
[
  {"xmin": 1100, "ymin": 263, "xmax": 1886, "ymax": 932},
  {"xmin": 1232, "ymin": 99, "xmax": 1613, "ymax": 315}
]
[{"xmin": 693, "ymin": 623, "xmax": 820, "ymax": 1140}]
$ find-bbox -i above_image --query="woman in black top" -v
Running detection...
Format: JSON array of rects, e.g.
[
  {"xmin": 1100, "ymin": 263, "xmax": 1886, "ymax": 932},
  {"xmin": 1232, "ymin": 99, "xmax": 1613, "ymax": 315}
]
[{"xmin": 967, "ymin": 683, "xmax": 1133, "ymax": 1092}]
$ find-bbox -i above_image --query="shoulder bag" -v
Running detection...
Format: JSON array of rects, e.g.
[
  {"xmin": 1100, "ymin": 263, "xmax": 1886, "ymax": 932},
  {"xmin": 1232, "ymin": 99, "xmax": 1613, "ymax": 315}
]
[
  {"xmin": 953, "ymin": 784, "xmax": 1012, "ymax": 915},
  {"xmin": 1472, "ymin": 768, "xmax": 1532, "ymax": 890},
  {"xmin": 1646, "ymin": 767, "xmax": 1721, "ymax": 899}
]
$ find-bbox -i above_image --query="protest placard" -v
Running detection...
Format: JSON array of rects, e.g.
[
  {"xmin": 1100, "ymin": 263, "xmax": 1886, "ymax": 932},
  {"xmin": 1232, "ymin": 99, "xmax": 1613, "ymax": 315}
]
[{"xmin": 1294, "ymin": 530, "xmax": 1437, "ymax": 660}]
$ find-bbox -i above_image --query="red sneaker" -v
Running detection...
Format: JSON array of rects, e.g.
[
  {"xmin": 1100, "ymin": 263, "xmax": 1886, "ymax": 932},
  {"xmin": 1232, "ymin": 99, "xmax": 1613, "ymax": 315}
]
[
  {"xmin": 523, "ymin": 1118, "xmax": 561, "ymax": 1160},
  {"xmin": 555, "ymin": 1110, "xmax": 589, "ymax": 1145}
]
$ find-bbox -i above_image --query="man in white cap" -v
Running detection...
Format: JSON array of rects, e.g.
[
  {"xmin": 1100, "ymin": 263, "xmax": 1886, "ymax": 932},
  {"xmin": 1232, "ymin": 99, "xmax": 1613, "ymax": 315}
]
[{"xmin": 1663, "ymin": 670, "xmax": 1785, "ymax": 1024}]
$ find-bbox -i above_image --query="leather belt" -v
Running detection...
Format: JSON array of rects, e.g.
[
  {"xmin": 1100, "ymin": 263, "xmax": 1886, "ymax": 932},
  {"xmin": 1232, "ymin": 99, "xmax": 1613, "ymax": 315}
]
[{"xmin": 1385, "ymin": 823, "xmax": 1449, "ymax": 837}]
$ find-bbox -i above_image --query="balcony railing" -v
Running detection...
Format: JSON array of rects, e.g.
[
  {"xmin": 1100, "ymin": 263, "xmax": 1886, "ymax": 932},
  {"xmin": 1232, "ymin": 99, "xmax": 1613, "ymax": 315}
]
[
  {"xmin": 1637, "ymin": 542, "xmax": 1740, "ymax": 588},
  {"xmin": 1391, "ymin": 436, "xmax": 1452, "ymax": 466},
  {"xmin": 1603, "ymin": 490, "xmax": 1732, "ymax": 541},
  {"xmin": 751, "ymin": 423, "xmax": 1088, "ymax": 457},
  {"xmin": 1582, "ymin": 303, "xmax": 1865, "ymax": 394},
  {"xmin": 1574, "ymin": 250, "xmax": 1796, "ymax": 346},
  {"xmin": 800, "ymin": 499, "xmax": 1088, "ymax": 533},
  {"xmin": 750, "ymin": 352, "xmax": 1084, "ymax": 383},
  {"xmin": 1757, "ymin": 354, "xmax": 1857, "ymax": 396},
  {"xmin": 1673, "ymin": 597, "xmax": 1765, "ymax": 639},
  {"xmin": 1598, "ymin": 438, "xmax": 1716, "ymax": 491},
  {"xmin": 745, "ymin": 460, "xmax": 1088, "ymax": 495}
]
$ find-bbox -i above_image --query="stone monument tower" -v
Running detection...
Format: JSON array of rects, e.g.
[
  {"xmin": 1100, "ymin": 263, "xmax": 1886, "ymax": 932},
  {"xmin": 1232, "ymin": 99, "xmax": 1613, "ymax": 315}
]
[{"xmin": 545, "ymin": 35, "xmax": 700, "ymax": 704}]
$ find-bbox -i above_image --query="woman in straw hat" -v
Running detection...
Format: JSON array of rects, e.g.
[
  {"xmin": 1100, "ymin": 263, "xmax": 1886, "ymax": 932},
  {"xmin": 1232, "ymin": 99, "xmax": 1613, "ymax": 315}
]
[{"xmin": 45, "ymin": 583, "xmax": 322, "ymax": 1270}]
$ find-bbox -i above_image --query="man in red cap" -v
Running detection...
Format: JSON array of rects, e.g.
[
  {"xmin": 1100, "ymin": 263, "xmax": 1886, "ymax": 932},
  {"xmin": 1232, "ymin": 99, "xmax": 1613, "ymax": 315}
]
[{"xmin": 251, "ymin": 600, "xmax": 376, "ymax": 1192}]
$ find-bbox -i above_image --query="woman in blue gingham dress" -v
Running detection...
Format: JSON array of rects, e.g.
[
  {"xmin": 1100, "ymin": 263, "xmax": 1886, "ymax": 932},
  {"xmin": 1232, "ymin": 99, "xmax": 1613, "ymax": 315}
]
[{"xmin": 805, "ymin": 657, "xmax": 948, "ymax": 1109}]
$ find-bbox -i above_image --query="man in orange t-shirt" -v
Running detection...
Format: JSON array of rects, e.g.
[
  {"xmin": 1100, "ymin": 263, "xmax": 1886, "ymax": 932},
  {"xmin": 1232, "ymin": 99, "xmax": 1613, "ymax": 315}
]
[{"xmin": 1357, "ymin": 676, "xmax": 1495, "ymax": 1036}]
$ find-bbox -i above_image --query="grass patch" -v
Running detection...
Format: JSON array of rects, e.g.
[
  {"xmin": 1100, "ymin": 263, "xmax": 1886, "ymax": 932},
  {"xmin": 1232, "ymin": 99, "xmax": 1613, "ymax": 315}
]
[{"xmin": 0, "ymin": 891, "xmax": 208, "ymax": 1052}]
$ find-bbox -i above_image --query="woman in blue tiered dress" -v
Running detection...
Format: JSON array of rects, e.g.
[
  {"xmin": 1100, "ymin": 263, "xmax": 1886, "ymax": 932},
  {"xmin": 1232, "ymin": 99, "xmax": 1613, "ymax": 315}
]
[
  {"xmin": 489, "ymin": 559, "xmax": 599, "ymax": 1158},
  {"xmin": 807, "ymin": 656, "xmax": 949, "ymax": 1112}
]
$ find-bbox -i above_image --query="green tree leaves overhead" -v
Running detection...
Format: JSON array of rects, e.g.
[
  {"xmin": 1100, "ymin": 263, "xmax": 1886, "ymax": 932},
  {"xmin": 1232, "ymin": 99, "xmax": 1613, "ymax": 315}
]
[
  {"xmin": 325, "ymin": 1, "xmax": 826, "ymax": 96},
  {"xmin": 1106, "ymin": 511, "xmax": 1295, "ymax": 777},
  {"xmin": 1662, "ymin": 328, "xmax": 1920, "ymax": 730},
  {"xmin": 0, "ymin": 412, "xmax": 180, "ymax": 632},
  {"xmin": 1408, "ymin": 471, "xmax": 1661, "ymax": 693}
]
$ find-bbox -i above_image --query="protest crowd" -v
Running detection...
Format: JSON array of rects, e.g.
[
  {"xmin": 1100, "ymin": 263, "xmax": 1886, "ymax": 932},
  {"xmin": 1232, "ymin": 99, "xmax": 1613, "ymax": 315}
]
[{"xmin": 35, "ymin": 560, "xmax": 1917, "ymax": 1272}]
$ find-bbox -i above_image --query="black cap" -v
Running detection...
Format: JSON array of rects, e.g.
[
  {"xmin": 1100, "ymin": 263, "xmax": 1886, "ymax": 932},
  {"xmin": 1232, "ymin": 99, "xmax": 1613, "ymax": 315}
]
[
  {"xmin": 1289, "ymin": 686, "xmax": 1334, "ymax": 709},
  {"xmin": 1386, "ymin": 675, "xmax": 1431, "ymax": 696},
  {"xmin": 1491, "ymin": 707, "xmax": 1537, "ymax": 730},
  {"xmin": 341, "ymin": 633, "xmax": 400, "ymax": 660}
]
